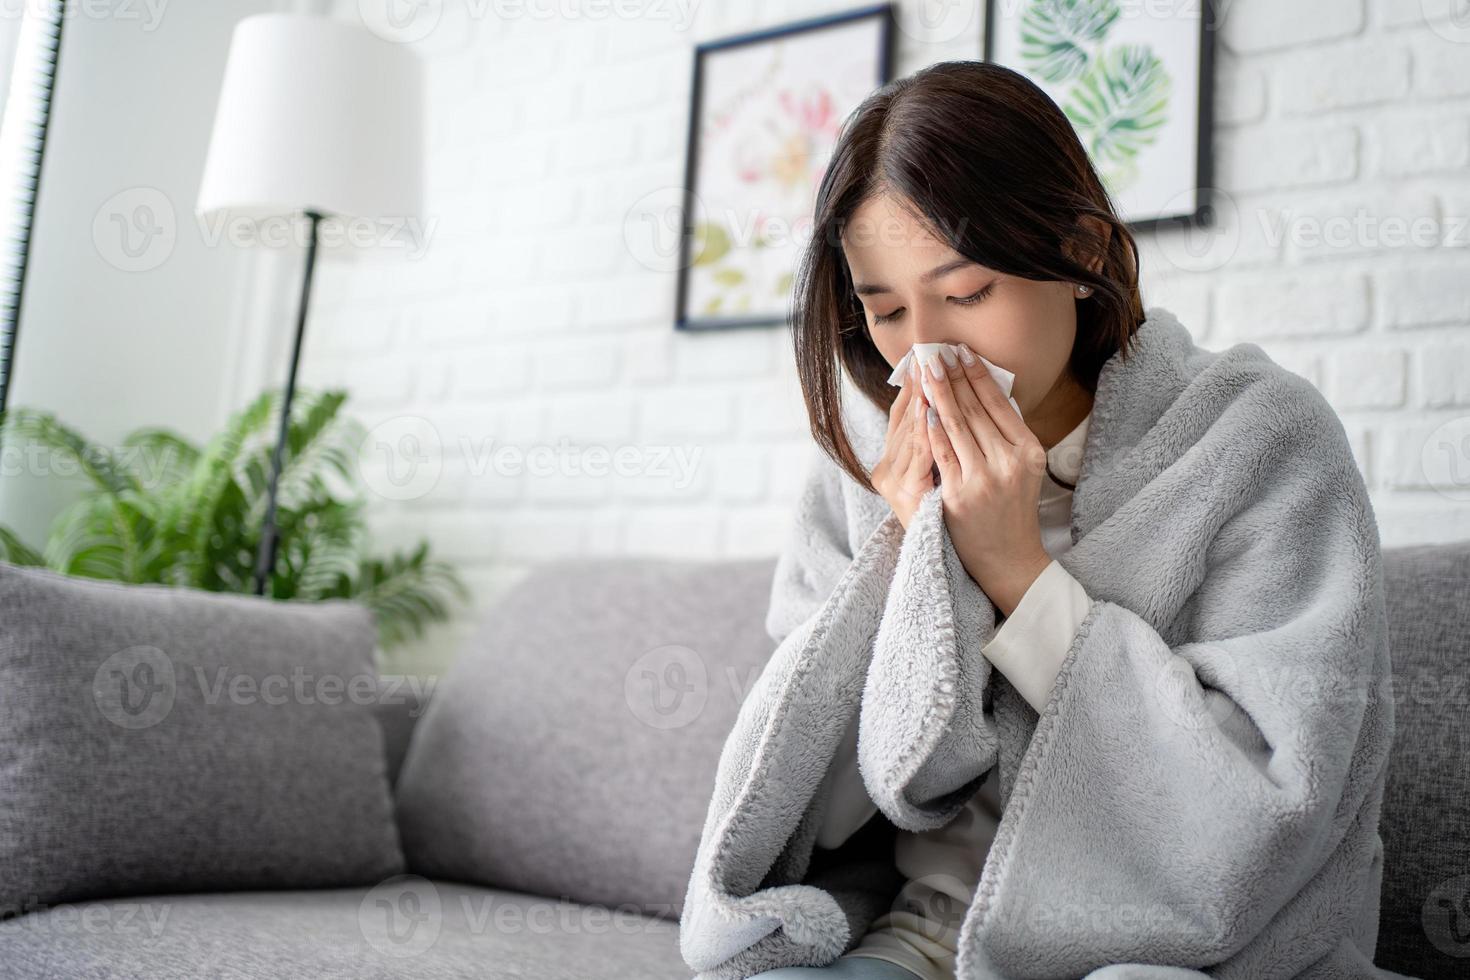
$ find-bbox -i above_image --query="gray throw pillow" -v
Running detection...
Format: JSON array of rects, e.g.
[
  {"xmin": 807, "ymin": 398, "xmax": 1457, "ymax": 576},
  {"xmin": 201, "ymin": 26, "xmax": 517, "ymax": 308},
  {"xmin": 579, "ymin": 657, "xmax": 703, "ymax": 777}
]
[
  {"xmin": 393, "ymin": 555, "xmax": 784, "ymax": 921},
  {"xmin": 0, "ymin": 562, "xmax": 405, "ymax": 918}
]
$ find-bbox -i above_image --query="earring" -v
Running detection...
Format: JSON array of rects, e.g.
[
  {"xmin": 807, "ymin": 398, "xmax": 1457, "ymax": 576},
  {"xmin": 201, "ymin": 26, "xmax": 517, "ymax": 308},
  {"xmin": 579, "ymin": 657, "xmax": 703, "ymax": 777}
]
[{"xmin": 1074, "ymin": 283, "xmax": 1091, "ymax": 297}]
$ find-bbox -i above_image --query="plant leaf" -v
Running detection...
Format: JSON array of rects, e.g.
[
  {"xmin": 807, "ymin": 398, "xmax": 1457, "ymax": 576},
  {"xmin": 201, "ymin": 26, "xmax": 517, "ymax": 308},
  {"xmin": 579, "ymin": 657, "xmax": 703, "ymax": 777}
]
[
  {"xmin": 1063, "ymin": 43, "xmax": 1172, "ymax": 167},
  {"xmin": 0, "ymin": 525, "xmax": 43, "ymax": 566},
  {"xmin": 1018, "ymin": 0, "xmax": 1120, "ymax": 84},
  {"xmin": 691, "ymin": 221, "xmax": 731, "ymax": 267},
  {"xmin": 0, "ymin": 408, "xmax": 138, "ymax": 495},
  {"xmin": 6, "ymin": 386, "xmax": 464, "ymax": 650}
]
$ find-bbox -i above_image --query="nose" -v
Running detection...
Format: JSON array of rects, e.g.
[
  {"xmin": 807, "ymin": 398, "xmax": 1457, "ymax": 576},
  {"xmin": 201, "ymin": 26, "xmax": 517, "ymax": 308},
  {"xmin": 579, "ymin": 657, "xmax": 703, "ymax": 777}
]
[{"xmin": 909, "ymin": 309, "xmax": 950, "ymax": 347}]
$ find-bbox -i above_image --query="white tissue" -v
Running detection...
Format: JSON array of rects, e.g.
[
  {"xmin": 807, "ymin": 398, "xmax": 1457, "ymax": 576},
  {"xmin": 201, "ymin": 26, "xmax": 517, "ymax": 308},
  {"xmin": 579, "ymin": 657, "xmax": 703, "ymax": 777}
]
[{"xmin": 886, "ymin": 342, "xmax": 1023, "ymax": 420}]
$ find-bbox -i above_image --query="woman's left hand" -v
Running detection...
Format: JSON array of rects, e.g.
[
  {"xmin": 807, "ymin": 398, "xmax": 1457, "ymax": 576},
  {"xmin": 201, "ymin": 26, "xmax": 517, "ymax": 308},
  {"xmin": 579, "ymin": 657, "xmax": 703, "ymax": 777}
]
[{"xmin": 918, "ymin": 344, "xmax": 1052, "ymax": 618}]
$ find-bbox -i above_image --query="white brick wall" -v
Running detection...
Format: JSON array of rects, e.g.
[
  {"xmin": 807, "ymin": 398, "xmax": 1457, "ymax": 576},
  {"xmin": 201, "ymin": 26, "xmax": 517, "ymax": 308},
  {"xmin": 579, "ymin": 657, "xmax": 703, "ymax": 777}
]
[{"xmin": 282, "ymin": 0, "xmax": 1470, "ymax": 673}]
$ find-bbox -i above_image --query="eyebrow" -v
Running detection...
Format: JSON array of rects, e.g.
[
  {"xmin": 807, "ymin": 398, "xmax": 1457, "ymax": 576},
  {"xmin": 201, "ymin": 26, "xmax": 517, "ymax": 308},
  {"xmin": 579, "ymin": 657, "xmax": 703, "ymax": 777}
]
[{"xmin": 852, "ymin": 257, "xmax": 977, "ymax": 296}]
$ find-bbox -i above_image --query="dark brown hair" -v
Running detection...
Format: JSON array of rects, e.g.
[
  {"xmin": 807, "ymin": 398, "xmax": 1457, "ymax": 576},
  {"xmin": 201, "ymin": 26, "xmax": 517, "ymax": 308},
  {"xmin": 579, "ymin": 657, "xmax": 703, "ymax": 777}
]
[{"xmin": 788, "ymin": 59, "xmax": 1145, "ymax": 492}]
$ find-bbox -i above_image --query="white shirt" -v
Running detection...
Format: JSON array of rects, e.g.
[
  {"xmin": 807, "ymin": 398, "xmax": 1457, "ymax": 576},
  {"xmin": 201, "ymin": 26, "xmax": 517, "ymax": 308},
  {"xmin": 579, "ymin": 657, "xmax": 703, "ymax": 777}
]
[{"xmin": 820, "ymin": 410, "xmax": 1095, "ymax": 980}]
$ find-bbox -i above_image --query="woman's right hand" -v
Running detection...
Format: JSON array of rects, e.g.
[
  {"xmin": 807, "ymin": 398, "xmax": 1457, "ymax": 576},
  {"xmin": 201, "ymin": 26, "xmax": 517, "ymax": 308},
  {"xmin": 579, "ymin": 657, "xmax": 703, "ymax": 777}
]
[{"xmin": 871, "ymin": 357, "xmax": 936, "ymax": 531}]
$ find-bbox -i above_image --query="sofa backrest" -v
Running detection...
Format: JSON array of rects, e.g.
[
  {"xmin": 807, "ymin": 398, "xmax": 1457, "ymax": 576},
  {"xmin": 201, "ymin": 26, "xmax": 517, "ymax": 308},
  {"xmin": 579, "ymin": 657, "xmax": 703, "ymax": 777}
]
[
  {"xmin": 372, "ymin": 674, "xmax": 430, "ymax": 788},
  {"xmin": 1375, "ymin": 540, "xmax": 1470, "ymax": 980},
  {"xmin": 390, "ymin": 555, "xmax": 785, "ymax": 921}
]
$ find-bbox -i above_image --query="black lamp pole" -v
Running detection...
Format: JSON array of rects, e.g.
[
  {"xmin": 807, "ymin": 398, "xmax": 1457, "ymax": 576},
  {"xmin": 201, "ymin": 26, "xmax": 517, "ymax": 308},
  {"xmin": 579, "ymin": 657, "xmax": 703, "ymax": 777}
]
[{"xmin": 252, "ymin": 209, "xmax": 323, "ymax": 596}]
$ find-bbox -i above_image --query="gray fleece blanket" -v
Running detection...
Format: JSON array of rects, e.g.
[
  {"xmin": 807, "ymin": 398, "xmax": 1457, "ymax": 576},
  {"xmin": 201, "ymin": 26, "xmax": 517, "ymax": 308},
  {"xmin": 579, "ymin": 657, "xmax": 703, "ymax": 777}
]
[{"xmin": 679, "ymin": 306, "xmax": 1395, "ymax": 979}]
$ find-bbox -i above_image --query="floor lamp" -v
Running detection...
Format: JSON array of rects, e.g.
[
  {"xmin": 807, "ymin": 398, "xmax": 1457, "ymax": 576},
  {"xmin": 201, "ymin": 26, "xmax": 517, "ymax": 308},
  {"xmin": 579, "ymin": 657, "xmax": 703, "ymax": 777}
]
[{"xmin": 196, "ymin": 14, "xmax": 423, "ymax": 596}]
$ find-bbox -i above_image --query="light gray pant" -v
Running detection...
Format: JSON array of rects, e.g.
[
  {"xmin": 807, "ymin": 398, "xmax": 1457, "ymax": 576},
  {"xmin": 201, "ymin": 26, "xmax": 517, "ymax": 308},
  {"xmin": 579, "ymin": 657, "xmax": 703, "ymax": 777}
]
[{"xmin": 747, "ymin": 954, "xmax": 925, "ymax": 980}]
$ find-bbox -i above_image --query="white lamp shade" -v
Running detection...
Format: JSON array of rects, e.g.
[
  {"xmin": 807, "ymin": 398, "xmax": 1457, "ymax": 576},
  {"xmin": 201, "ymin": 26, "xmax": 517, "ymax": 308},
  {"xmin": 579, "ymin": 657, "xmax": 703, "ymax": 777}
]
[{"xmin": 197, "ymin": 13, "xmax": 423, "ymax": 221}]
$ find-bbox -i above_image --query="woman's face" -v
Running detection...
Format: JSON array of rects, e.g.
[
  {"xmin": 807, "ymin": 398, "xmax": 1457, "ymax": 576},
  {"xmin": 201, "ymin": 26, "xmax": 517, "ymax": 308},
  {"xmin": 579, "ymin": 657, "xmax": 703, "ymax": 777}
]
[{"xmin": 840, "ymin": 191, "xmax": 1093, "ymax": 422}]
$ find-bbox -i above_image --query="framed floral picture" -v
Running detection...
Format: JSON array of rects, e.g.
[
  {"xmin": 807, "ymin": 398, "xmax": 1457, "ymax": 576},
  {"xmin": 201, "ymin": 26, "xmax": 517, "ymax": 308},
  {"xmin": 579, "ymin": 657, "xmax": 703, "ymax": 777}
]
[
  {"xmin": 675, "ymin": 4, "xmax": 895, "ymax": 331},
  {"xmin": 984, "ymin": 0, "xmax": 1216, "ymax": 229}
]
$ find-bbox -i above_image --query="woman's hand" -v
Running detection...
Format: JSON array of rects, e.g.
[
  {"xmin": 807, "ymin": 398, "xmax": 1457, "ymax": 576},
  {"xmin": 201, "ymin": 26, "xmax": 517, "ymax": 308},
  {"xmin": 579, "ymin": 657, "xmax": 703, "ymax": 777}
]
[
  {"xmin": 920, "ymin": 344, "xmax": 1052, "ymax": 617},
  {"xmin": 871, "ymin": 357, "xmax": 937, "ymax": 531}
]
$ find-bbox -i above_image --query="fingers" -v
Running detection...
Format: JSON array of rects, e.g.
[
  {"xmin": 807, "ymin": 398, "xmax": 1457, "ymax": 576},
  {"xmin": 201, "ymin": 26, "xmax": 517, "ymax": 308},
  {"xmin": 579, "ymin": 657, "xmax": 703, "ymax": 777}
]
[
  {"xmin": 880, "ymin": 360, "xmax": 928, "ymax": 484},
  {"xmin": 886, "ymin": 358, "xmax": 918, "ymax": 441},
  {"xmin": 929, "ymin": 346, "xmax": 1011, "ymax": 467},
  {"xmin": 955, "ymin": 344, "xmax": 1029, "ymax": 445},
  {"xmin": 924, "ymin": 389, "xmax": 961, "ymax": 489},
  {"xmin": 921, "ymin": 351, "xmax": 990, "ymax": 471},
  {"xmin": 905, "ymin": 378, "xmax": 935, "ymax": 489}
]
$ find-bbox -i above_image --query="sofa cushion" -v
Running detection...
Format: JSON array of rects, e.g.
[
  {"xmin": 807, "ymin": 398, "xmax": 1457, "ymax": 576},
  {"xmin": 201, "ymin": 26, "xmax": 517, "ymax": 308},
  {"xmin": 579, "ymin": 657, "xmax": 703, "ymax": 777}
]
[
  {"xmin": 0, "ymin": 562, "xmax": 405, "ymax": 917},
  {"xmin": 0, "ymin": 880, "xmax": 689, "ymax": 979},
  {"xmin": 372, "ymin": 672, "xmax": 434, "ymax": 787},
  {"xmin": 394, "ymin": 555, "xmax": 781, "ymax": 920},
  {"xmin": 1375, "ymin": 541, "xmax": 1470, "ymax": 979}
]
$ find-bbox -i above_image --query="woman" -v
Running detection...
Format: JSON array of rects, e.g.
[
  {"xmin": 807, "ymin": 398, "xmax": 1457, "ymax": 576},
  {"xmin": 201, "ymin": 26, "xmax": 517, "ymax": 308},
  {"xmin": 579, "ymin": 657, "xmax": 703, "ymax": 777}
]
[{"xmin": 679, "ymin": 61, "xmax": 1391, "ymax": 980}]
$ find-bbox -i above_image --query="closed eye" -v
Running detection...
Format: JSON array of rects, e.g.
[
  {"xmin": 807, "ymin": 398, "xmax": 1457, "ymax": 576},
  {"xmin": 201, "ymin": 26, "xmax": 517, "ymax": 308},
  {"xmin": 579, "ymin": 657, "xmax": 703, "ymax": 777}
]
[
  {"xmin": 871, "ymin": 282, "xmax": 997, "ymax": 324},
  {"xmin": 951, "ymin": 282, "xmax": 997, "ymax": 307}
]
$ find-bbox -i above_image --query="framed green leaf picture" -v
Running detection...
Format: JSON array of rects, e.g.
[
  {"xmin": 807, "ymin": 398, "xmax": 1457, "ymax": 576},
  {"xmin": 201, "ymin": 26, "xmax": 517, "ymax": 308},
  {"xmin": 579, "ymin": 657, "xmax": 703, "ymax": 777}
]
[{"xmin": 984, "ymin": 0, "xmax": 1215, "ymax": 229}]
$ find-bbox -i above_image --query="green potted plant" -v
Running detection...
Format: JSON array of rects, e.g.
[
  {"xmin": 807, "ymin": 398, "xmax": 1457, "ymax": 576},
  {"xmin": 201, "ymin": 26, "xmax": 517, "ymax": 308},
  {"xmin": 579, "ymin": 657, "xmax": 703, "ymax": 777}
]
[{"xmin": 0, "ymin": 388, "xmax": 466, "ymax": 650}]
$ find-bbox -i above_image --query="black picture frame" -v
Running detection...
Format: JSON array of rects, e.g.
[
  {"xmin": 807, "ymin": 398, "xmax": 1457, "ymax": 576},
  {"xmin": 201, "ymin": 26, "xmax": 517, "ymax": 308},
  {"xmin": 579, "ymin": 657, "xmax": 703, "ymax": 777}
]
[
  {"xmin": 674, "ymin": 3, "xmax": 896, "ymax": 332},
  {"xmin": 983, "ymin": 0, "xmax": 1217, "ymax": 235}
]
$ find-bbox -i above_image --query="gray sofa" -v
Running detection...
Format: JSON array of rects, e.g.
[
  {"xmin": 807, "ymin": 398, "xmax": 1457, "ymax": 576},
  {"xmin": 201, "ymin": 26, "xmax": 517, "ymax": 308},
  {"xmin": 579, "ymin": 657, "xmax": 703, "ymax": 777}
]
[{"xmin": 1, "ymin": 543, "xmax": 1466, "ymax": 980}]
